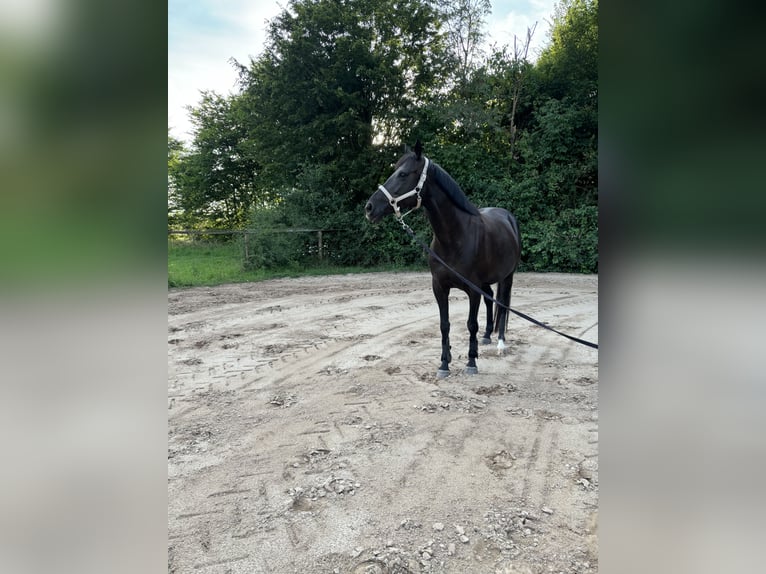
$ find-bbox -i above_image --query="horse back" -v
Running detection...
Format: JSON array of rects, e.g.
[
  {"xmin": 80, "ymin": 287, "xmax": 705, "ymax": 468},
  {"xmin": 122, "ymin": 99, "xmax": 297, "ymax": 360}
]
[
  {"xmin": 429, "ymin": 206, "xmax": 521, "ymax": 288},
  {"xmin": 479, "ymin": 207, "xmax": 520, "ymax": 255}
]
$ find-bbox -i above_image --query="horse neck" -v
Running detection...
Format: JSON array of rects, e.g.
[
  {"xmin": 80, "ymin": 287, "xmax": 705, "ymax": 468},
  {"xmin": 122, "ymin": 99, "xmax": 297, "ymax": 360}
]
[{"xmin": 421, "ymin": 181, "xmax": 476, "ymax": 248}]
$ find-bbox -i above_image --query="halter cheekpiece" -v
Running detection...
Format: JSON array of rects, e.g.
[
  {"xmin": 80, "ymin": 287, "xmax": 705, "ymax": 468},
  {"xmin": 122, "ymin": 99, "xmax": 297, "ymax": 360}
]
[{"xmin": 377, "ymin": 156, "xmax": 430, "ymax": 221}]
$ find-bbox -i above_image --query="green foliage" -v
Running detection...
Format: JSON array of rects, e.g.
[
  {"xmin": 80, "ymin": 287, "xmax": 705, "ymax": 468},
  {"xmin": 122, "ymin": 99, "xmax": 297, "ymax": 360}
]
[
  {"xmin": 517, "ymin": 98, "xmax": 597, "ymax": 209},
  {"xmin": 168, "ymin": 239, "xmax": 251, "ymax": 287},
  {"xmin": 168, "ymin": 131, "xmax": 186, "ymax": 228},
  {"xmin": 240, "ymin": 0, "xmax": 446, "ymax": 191},
  {"xmin": 437, "ymin": 0, "xmax": 493, "ymax": 85},
  {"xmin": 242, "ymin": 208, "xmax": 307, "ymax": 270},
  {"xmin": 537, "ymin": 0, "xmax": 598, "ymax": 105},
  {"xmin": 169, "ymin": 0, "xmax": 599, "ymax": 275},
  {"xmin": 522, "ymin": 205, "xmax": 598, "ymax": 272},
  {"xmin": 170, "ymin": 92, "xmax": 263, "ymax": 228}
]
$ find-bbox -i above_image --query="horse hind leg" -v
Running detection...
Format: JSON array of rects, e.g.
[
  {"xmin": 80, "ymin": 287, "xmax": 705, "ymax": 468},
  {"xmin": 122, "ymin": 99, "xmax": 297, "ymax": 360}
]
[
  {"xmin": 480, "ymin": 283, "xmax": 493, "ymax": 345},
  {"xmin": 495, "ymin": 274, "xmax": 514, "ymax": 355}
]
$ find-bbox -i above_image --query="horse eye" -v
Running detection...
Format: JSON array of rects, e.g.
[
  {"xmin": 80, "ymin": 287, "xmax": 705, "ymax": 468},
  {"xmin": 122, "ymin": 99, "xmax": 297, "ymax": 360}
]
[{"xmin": 398, "ymin": 171, "xmax": 408, "ymax": 178}]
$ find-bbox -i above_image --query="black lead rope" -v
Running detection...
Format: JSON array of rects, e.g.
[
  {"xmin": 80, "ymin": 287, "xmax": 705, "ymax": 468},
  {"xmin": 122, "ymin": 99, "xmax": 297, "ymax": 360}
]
[{"xmin": 399, "ymin": 221, "xmax": 599, "ymax": 350}]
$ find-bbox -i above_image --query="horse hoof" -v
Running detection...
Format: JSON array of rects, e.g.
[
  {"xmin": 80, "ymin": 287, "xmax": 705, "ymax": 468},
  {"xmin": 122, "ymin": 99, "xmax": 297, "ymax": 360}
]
[
  {"xmin": 465, "ymin": 366, "xmax": 478, "ymax": 375},
  {"xmin": 437, "ymin": 369, "xmax": 450, "ymax": 379},
  {"xmin": 480, "ymin": 337, "xmax": 491, "ymax": 345},
  {"xmin": 497, "ymin": 339, "xmax": 507, "ymax": 354}
]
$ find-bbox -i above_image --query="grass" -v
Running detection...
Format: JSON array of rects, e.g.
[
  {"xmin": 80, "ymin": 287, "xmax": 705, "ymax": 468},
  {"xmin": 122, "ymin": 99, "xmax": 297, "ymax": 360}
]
[
  {"xmin": 169, "ymin": 240, "xmax": 254, "ymax": 287},
  {"xmin": 168, "ymin": 239, "xmax": 424, "ymax": 288}
]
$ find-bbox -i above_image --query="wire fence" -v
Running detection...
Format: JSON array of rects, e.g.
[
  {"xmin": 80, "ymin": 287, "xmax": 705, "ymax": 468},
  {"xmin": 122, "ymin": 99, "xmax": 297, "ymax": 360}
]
[{"xmin": 168, "ymin": 228, "xmax": 332, "ymax": 260}]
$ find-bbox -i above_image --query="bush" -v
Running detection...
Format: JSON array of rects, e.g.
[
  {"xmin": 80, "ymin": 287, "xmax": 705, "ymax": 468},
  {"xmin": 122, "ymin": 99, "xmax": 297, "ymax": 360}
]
[
  {"xmin": 242, "ymin": 209, "xmax": 310, "ymax": 270},
  {"xmin": 522, "ymin": 205, "xmax": 597, "ymax": 273}
]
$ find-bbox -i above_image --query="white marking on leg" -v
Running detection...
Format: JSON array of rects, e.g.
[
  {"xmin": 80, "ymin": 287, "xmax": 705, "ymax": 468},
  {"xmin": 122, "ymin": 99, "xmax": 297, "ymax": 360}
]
[{"xmin": 497, "ymin": 339, "xmax": 506, "ymax": 353}]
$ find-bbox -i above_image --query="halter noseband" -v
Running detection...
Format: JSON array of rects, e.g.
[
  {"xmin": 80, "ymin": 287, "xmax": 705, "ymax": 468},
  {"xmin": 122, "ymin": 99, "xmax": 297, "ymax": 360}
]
[{"xmin": 377, "ymin": 156, "xmax": 430, "ymax": 220}]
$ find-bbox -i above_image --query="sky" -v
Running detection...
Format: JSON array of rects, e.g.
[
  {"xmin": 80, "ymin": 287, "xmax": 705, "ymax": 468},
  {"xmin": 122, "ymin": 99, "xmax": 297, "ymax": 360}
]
[{"xmin": 168, "ymin": 0, "xmax": 557, "ymax": 143}]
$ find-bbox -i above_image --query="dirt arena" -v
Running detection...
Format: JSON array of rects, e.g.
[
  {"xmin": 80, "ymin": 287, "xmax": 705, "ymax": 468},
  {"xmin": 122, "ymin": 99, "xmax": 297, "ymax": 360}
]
[{"xmin": 168, "ymin": 272, "xmax": 598, "ymax": 573}]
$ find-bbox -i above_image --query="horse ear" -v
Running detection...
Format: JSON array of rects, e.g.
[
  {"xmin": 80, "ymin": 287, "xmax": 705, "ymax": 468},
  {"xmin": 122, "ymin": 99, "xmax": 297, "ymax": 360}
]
[{"xmin": 414, "ymin": 140, "xmax": 423, "ymax": 159}]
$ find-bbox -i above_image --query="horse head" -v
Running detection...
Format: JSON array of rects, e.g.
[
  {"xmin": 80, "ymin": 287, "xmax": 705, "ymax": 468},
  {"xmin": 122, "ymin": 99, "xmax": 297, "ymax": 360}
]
[{"xmin": 365, "ymin": 141, "xmax": 429, "ymax": 223}]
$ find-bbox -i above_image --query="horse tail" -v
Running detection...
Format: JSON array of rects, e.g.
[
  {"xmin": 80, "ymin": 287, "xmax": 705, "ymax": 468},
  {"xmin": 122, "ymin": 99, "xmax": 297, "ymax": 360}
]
[
  {"xmin": 508, "ymin": 212, "xmax": 522, "ymax": 265},
  {"xmin": 492, "ymin": 211, "xmax": 522, "ymax": 335}
]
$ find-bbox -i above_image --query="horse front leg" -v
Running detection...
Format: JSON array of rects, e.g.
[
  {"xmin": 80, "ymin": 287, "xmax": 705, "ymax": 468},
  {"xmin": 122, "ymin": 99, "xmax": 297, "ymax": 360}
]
[
  {"xmin": 480, "ymin": 283, "xmax": 493, "ymax": 345},
  {"xmin": 433, "ymin": 283, "xmax": 451, "ymax": 378},
  {"xmin": 466, "ymin": 291, "xmax": 482, "ymax": 374}
]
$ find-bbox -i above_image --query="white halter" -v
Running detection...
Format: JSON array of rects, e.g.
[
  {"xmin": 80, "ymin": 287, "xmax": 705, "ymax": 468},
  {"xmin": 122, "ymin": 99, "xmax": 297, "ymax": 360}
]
[{"xmin": 377, "ymin": 157, "xmax": 430, "ymax": 220}]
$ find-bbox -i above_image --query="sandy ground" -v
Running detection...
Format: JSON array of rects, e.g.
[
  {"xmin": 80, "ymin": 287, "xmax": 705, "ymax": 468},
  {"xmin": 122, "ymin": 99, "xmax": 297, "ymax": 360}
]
[{"xmin": 168, "ymin": 272, "xmax": 598, "ymax": 574}]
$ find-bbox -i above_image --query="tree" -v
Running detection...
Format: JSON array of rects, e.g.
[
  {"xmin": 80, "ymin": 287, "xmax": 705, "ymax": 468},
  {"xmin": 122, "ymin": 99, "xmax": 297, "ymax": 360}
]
[
  {"xmin": 529, "ymin": 0, "xmax": 597, "ymax": 205},
  {"xmin": 238, "ymin": 0, "xmax": 447, "ymax": 199},
  {"xmin": 167, "ymin": 131, "xmax": 186, "ymax": 227},
  {"xmin": 536, "ymin": 0, "xmax": 598, "ymax": 106},
  {"xmin": 437, "ymin": 0, "xmax": 492, "ymax": 87},
  {"xmin": 173, "ymin": 92, "xmax": 262, "ymax": 227},
  {"xmin": 167, "ymin": 0, "xmax": 599, "ymax": 273},
  {"xmin": 507, "ymin": 0, "xmax": 598, "ymax": 272},
  {"xmin": 505, "ymin": 24, "xmax": 537, "ymax": 159}
]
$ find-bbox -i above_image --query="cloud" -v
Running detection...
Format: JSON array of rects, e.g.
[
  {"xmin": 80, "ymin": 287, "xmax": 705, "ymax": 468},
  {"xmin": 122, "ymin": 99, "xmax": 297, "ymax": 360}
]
[
  {"xmin": 168, "ymin": 0, "xmax": 283, "ymax": 142},
  {"xmin": 168, "ymin": 0, "xmax": 559, "ymax": 142},
  {"xmin": 486, "ymin": 0, "xmax": 555, "ymax": 61}
]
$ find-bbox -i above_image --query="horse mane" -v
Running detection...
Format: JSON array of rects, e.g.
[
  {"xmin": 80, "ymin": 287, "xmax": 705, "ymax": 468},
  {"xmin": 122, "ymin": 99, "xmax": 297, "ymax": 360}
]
[{"xmin": 428, "ymin": 160, "xmax": 481, "ymax": 216}]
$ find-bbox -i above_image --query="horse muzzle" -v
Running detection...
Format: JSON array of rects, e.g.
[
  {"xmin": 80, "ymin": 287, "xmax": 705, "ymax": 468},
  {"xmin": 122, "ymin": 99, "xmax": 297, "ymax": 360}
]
[
  {"xmin": 364, "ymin": 201, "xmax": 378, "ymax": 223},
  {"xmin": 364, "ymin": 196, "xmax": 386, "ymax": 223}
]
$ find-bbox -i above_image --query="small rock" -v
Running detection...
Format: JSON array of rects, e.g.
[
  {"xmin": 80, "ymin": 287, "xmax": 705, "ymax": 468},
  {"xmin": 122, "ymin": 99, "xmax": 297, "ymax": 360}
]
[
  {"xmin": 541, "ymin": 506, "xmax": 553, "ymax": 515},
  {"xmin": 422, "ymin": 551, "xmax": 431, "ymax": 560},
  {"xmin": 433, "ymin": 522, "xmax": 444, "ymax": 531},
  {"xmin": 447, "ymin": 543, "xmax": 456, "ymax": 556},
  {"xmin": 579, "ymin": 459, "xmax": 598, "ymax": 481},
  {"xmin": 454, "ymin": 524, "xmax": 465, "ymax": 535},
  {"xmin": 460, "ymin": 535, "xmax": 469, "ymax": 544}
]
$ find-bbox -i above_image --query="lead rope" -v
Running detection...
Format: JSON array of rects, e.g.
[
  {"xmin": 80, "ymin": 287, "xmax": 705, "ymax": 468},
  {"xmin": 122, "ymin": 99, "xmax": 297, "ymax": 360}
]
[{"xmin": 397, "ymin": 219, "xmax": 599, "ymax": 350}]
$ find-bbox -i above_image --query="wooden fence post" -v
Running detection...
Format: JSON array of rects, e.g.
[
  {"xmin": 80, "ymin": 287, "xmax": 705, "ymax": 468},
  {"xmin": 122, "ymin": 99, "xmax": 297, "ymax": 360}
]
[{"xmin": 317, "ymin": 230, "xmax": 323, "ymax": 260}]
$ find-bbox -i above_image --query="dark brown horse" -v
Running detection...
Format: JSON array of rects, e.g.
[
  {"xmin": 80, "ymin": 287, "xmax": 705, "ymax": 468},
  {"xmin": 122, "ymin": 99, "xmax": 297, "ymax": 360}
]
[{"xmin": 365, "ymin": 142, "xmax": 521, "ymax": 377}]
